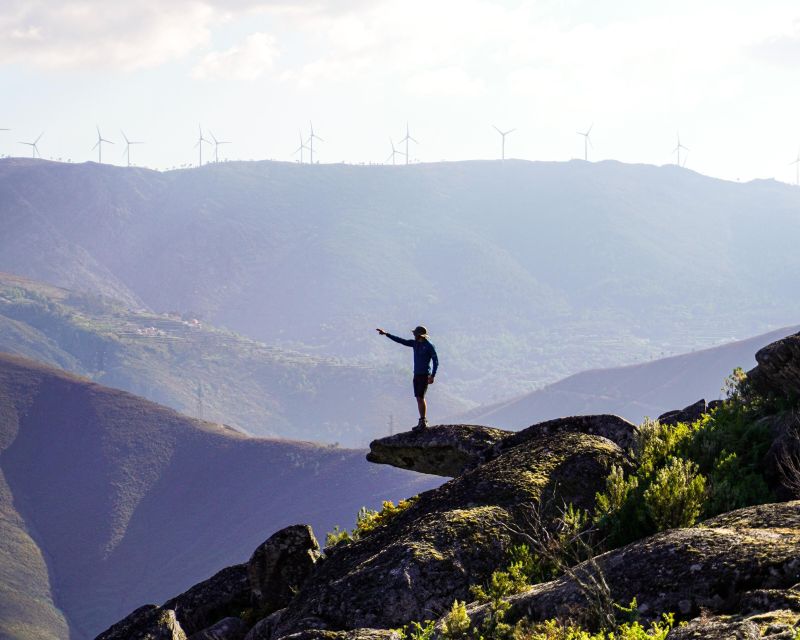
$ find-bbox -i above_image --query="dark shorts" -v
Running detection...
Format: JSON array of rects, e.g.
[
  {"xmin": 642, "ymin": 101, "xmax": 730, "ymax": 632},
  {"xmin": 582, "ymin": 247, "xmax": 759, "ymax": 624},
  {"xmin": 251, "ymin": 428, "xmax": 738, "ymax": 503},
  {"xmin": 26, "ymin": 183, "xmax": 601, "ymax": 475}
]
[{"xmin": 413, "ymin": 374, "xmax": 429, "ymax": 398}]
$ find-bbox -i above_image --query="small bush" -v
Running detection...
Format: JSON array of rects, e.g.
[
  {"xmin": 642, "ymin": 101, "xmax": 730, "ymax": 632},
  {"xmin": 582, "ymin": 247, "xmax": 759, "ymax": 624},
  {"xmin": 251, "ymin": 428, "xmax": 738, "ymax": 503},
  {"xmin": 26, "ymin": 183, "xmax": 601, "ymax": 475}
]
[
  {"xmin": 515, "ymin": 611, "xmax": 674, "ymax": 640},
  {"xmin": 325, "ymin": 496, "xmax": 418, "ymax": 550},
  {"xmin": 643, "ymin": 457, "xmax": 706, "ymax": 530},
  {"xmin": 397, "ymin": 620, "xmax": 436, "ymax": 640},
  {"xmin": 441, "ymin": 600, "xmax": 472, "ymax": 640},
  {"xmin": 324, "ymin": 525, "xmax": 353, "ymax": 549}
]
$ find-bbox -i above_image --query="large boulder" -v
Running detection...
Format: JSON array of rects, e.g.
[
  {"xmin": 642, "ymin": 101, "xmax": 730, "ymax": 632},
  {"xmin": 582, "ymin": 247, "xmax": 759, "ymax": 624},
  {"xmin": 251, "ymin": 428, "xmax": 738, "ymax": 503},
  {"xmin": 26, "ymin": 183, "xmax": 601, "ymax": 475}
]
[
  {"xmin": 476, "ymin": 501, "xmax": 800, "ymax": 628},
  {"xmin": 748, "ymin": 331, "xmax": 800, "ymax": 401},
  {"xmin": 248, "ymin": 525, "xmax": 321, "ymax": 612},
  {"xmin": 267, "ymin": 431, "xmax": 625, "ymax": 639},
  {"xmin": 189, "ymin": 617, "xmax": 249, "ymax": 640},
  {"xmin": 658, "ymin": 399, "xmax": 707, "ymax": 427},
  {"xmin": 99, "ymin": 565, "xmax": 250, "ymax": 639},
  {"xmin": 367, "ymin": 425, "xmax": 510, "ymax": 477},
  {"xmin": 665, "ymin": 617, "xmax": 761, "ymax": 639},
  {"xmin": 163, "ymin": 565, "xmax": 251, "ymax": 636},
  {"xmin": 95, "ymin": 605, "xmax": 187, "ymax": 640},
  {"xmin": 477, "ymin": 415, "xmax": 637, "ymax": 465}
]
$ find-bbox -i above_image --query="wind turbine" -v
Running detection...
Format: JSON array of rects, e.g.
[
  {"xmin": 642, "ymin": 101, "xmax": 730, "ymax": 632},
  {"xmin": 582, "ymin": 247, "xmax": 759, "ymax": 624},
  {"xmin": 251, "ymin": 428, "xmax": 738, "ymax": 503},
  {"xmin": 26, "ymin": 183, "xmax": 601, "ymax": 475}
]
[
  {"xmin": 293, "ymin": 129, "xmax": 309, "ymax": 163},
  {"xmin": 195, "ymin": 124, "xmax": 210, "ymax": 166},
  {"xmin": 399, "ymin": 122, "xmax": 418, "ymax": 165},
  {"xmin": 307, "ymin": 121, "xmax": 323, "ymax": 164},
  {"xmin": 386, "ymin": 138, "xmax": 405, "ymax": 165},
  {"xmin": 493, "ymin": 125, "xmax": 515, "ymax": 161},
  {"xmin": 92, "ymin": 126, "xmax": 114, "ymax": 164},
  {"xmin": 209, "ymin": 131, "xmax": 231, "ymax": 163},
  {"xmin": 121, "ymin": 130, "xmax": 143, "ymax": 167},
  {"xmin": 791, "ymin": 148, "xmax": 800, "ymax": 186},
  {"xmin": 577, "ymin": 124, "xmax": 593, "ymax": 161},
  {"xmin": 19, "ymin": 132, "xmax": 43, "ymax": 158},
  {"xmin": 673, "ymin": 132, "xmax": 688, "ymax": 167}
]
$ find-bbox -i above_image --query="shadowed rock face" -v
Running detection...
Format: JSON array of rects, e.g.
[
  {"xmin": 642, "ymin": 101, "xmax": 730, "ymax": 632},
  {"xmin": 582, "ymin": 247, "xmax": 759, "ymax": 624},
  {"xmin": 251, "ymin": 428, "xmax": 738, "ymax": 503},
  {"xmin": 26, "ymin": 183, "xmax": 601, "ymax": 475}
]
[
  {"xmin": 367, "ymin": 425, "xmax": 510, "ymax": 477},
  {"xmin": 247, "ymin": 525, "xmax": 321, "ymax": 614},
  {"xmin": 473, "ymin": 501, "xmax": 800, "ymax": 629},
  {"xmin": 748, "ymin": 331, "xmax": 800, "ymax": 401},
  {"xmin": 266, "ymin": 431, "xmax": 625, "ymax": 639},
  {"xmin": 189, "ymin": 617, "xmax": 249, "ymax": 640},
  {"xmin": 94, "ymin": 605, "xmax": 188, "ymax": 640}
]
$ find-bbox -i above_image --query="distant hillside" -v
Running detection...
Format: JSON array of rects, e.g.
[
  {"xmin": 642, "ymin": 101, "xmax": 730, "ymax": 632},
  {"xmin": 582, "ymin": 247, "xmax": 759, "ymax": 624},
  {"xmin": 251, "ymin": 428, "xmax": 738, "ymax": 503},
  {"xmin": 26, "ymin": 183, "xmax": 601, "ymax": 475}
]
[
  {"xmin": 0, "ymin": 273, "xmax": 470, "ymax": 445},
  {"xmin": 460, "ymin": 325, "xmax": 800, "ymax": 429},
  {"xmin": 2, "ymin": 158, "xmax": 800, "ymax": 401},
  {"xmin": 0, "ymin": 353, "xmax": 442, "ymax": 639}
]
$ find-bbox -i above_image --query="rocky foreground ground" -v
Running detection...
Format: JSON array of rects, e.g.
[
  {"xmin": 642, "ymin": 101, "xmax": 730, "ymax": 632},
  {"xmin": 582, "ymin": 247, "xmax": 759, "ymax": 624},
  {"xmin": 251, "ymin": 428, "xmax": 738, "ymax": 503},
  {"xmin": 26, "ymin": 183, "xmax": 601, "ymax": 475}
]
[{"xmin": 97, "ymin": 332, "xmax": 800, "ymax": 640}]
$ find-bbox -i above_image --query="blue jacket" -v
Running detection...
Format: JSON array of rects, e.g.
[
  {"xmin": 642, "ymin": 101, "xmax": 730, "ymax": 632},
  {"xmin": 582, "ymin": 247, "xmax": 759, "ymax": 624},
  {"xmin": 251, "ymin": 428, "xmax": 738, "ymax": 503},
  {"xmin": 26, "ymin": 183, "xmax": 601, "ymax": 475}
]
[{"xmin": 387, "ymin": 334, "xmax": 439, "ymax": 376}]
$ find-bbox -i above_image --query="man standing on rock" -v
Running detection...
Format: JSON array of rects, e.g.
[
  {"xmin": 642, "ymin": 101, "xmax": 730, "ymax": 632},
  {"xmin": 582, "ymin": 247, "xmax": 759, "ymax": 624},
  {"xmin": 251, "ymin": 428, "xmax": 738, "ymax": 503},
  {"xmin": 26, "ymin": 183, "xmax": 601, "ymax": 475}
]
[{"xmin": 376, "ymin": 326, "xmax": 438, "ymax": 430}]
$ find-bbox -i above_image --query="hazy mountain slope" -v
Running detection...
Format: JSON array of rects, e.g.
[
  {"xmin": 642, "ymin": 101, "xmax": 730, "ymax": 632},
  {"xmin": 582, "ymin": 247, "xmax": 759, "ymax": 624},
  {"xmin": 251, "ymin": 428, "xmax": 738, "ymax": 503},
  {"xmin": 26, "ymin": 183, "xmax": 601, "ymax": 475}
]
[
  {"xmin": 2, "ymin": 158, "xmax": 800, "ymax": 401},
  {"xmin": 462, "ymin": 325, "xmax": 800, "ymax": 429},
  {"xmin": 0, "ymin": 273, "xmax": 469, "ymax": 445},
  {"xmin": 0, "ymin": 353, "xmax": 442, "ymax": 639}
]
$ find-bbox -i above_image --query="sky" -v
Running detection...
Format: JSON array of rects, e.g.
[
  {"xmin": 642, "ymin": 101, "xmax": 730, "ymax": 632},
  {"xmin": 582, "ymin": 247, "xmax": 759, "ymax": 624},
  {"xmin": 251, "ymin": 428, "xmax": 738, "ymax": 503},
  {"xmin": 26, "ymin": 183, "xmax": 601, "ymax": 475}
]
[{"xmin": 1, "ymin": 0, "xmax": 799, "ymax": 182}]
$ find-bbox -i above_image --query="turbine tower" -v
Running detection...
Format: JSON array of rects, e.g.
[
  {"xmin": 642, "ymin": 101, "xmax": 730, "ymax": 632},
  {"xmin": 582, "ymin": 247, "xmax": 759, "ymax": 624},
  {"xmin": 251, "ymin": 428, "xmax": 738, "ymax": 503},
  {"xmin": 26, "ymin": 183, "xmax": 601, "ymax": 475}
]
[
  {"xmin": 386, "ymin": 138, "xmax": 405, "ymax": 165},
  {"xmin": 307, "ymin": 121, "xmax": 323, "ymax": 164},
  {"xmin": 673, "ymin": 132, "xmax": 689, "ymax": 167},
  {"xmin": 791, "ymin": 148, "xmax": 800, "ymax": 186},
  {"xmin": 19, "ymin": 132, "xmax": 43, "ymax": 158},
  {"xmin": 293, "ymin": 129, "xmax": 309, "ymax": 163},
  {"xmin": 399, "ymin": 122, "xmax": 418, "ymax": 165},
  {"xmin": 195, "ymin": 125, "xmax": 210, "ymax": 166},
  {"xmin": 121, "ymin": 130, "xmax": 143, "ymax": 167},
  {"xmin": 92, "ymin": 126, "xmax": 114, "ymax": 164},
  {"xmin": 493, "ymin": 125, "xmax": 515, "ymax": 160},
  {"xmin": 209, "ymin": 131, "xmax": 231, "ymax": 163},
  {"xmin": 0, "ymin": 128, "xmax": 8, "ymax": 156},
  {"xmin": 577, "ymin": 124, "xmax": 593, "ymax": 161}
]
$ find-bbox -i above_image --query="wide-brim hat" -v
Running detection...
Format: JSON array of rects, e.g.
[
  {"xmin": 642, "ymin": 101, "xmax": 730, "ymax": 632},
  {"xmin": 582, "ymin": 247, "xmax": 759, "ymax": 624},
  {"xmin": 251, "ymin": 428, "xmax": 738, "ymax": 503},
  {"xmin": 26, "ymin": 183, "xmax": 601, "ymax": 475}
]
[{"xmin": 412, "ymin": 325, "xmax": 429, "ymax": 339}]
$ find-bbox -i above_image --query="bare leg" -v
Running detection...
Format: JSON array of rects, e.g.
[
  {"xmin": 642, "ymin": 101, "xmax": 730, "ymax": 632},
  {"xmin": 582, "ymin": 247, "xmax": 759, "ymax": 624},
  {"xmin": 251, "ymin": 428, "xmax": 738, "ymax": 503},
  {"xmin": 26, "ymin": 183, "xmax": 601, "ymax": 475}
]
[{"xmin": 416, "ymin": 397, "xmax": 427, "ymax": 420}]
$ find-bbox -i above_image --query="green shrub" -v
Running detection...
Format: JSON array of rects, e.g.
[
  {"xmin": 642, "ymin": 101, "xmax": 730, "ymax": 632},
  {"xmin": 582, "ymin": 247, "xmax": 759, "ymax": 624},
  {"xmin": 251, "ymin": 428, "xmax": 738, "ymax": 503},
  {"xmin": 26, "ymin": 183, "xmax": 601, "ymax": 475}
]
[
  {"xmin": 325, "ymin": 496, "xmax": 418, "ymax": 550},
  {"xmin": 706, "ymin": 451, "xmax": 772, "ymax": 515},
  {"xmin": 397, "ymin": 620, "xmax": 436, "ymax": 640},
  {"xmin": 441, "ymin": 600, "xmax": 472, "ymax": 640},
  {"xmin": 594, "ymin": 370, "xmax": 779, "ymax": 546},
  {"xmin": 470, "ymin": 545, "xmax": 539, "ymax": 640},
  {"xmin": 324, "ymin": 525, "xmax": 353, "ymax": 549},
  {"xmin": 642, "ymin": 457, "xmax": 706, "ymax": 530},
  {"xmin": 515, "ymin": 611, "xmax": 674, "ymax": 640}
]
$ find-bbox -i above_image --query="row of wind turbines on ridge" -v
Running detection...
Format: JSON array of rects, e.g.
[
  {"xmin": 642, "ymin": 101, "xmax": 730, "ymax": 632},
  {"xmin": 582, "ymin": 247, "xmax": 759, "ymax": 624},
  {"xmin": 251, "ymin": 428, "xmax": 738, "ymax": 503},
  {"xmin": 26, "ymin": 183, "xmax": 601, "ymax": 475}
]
[{"xmin": 3, "ymin": 124, "xmax": 799, "ymax": 182}]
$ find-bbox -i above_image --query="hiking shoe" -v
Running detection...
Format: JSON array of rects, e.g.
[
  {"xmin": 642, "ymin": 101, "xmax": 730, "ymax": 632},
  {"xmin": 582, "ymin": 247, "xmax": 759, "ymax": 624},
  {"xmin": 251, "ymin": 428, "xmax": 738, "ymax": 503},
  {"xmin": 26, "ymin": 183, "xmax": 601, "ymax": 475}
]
[{"xmin": 414, "ymin": 418, "xmax": 429, "ymax": 430}]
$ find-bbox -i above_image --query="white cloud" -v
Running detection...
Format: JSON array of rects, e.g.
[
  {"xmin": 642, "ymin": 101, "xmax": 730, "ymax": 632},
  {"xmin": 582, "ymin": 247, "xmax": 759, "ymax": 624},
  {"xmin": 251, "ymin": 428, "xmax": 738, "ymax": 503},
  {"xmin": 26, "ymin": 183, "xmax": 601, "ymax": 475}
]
[
  {"xmin": 0, "ymin": 0, "xmax": 356, "ymax": 71},
  {"xmin": 192, "ymin": 32, "xmax": 278, "ymax": 80},
  {"xmin": 0, "ymin": 1, "xmax": 215, "ymax": 70}
]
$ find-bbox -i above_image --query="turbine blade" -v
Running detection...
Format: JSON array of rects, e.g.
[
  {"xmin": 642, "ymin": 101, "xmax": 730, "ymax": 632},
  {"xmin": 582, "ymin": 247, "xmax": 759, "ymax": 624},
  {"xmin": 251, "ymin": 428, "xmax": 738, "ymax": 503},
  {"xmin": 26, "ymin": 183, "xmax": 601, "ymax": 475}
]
[
  {"xmin": 35, "ymin": 132, "xmax": 43, "ymax": 143},
  {"xmin": 493, "ymin": 125, "xmax": 502, "ymax": 134},
  {"xmin": 507, "ymin": 128, "xmax": 516, "ymax": 135},
  {"xmin": 92, "ymin": 141, "xmax": 99, "ymax": 150}
]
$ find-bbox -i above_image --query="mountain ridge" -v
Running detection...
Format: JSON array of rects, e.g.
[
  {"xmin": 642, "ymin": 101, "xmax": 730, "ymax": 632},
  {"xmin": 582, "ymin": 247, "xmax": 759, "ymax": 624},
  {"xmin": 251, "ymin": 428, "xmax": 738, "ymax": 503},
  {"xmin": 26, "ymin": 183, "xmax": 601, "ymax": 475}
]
[{"xmin": 4, "ymin": 157, "xmax": 800, "ymax": 401}]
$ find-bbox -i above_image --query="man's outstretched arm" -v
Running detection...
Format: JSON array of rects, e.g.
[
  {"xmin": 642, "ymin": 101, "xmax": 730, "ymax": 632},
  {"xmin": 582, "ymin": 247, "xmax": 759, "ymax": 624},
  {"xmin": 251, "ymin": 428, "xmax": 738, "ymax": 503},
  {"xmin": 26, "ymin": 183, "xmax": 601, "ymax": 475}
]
[{"xmin": 376, "ymin": 328, "xmax": 414, "ymax": 346}]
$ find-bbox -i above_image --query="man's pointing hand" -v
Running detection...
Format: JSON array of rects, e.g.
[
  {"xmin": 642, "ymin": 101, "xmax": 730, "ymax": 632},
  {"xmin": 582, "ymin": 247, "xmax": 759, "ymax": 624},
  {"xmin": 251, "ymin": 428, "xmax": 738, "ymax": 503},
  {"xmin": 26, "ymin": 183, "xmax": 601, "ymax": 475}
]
[{"xmin": 376, "ymin": 328, "xmax": 387, "ymax": 336}]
